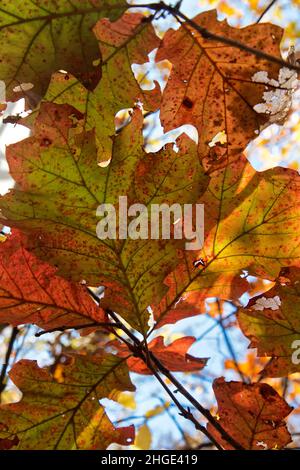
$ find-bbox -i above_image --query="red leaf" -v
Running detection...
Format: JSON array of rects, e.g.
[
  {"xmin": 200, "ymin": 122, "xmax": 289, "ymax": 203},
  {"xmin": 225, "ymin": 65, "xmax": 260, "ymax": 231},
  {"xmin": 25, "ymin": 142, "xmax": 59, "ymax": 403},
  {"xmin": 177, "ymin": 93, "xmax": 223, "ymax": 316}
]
[
  {"xmin": 0, "ymin": 231, "xmax": 106, "ymax": 331},
  {"xmin": 111, "ymin": 336, "xmax": 208, "ymax": 374},
  {"xmin": 208, "ymin": 377, "xmax": 292, "ymax": 450},
  {"xmin": 0, "ymin": 435, "xmax": 19, "ymax": 450}
]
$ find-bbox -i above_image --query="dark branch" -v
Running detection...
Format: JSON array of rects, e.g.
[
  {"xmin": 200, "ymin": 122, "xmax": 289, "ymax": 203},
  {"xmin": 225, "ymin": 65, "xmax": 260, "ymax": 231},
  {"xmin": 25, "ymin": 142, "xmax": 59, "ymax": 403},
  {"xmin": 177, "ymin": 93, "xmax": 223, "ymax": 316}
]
[
  {"xmin": 0, "ymin": 326, "xmax": 19, "ymax": 394},
  {"xmin": 256, "ymin": 0, "xmax": 279, "ymax": 24},
  {"xmin": 35, "ymin": 321, "xmax": 122, "ymax": 337}
]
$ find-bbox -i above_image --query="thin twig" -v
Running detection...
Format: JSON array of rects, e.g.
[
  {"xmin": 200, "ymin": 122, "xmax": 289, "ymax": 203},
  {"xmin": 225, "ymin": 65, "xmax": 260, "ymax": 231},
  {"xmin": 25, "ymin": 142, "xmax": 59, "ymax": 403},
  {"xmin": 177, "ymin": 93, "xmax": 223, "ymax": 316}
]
[
  {"xmin": 0, "ymin": 327, "xmax": 19, "ymax": 394},
  {"xmin": 35, "ymin": 321, "xmax": 122, "ymax": 337},
  {"xmin": 131, "ymin": 337, "xmax": 223, "ymax": 449},
  {"xmin": 149, "ymin": 362, "xmax": 222, "ymax": 449},
  {"xmin": 148, "ymin": 350, "xmax": 244, "ymax": 449},
  {"xmin": 217, "ymin": 301, "xmax": 248, "ymax": 383},
  {"xmin": 256, "ymin": 0, "xmax": 278, "ymax": 24},
  {"xmin": 158, "ymin": 397, "xmax": 190, "ymax": 448}
]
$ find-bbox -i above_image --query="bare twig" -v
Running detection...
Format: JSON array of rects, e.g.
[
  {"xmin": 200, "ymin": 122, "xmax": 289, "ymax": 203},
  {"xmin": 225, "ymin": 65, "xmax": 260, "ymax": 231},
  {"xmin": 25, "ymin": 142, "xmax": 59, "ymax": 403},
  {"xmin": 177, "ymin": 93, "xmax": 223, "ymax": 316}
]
[
  {"xmin": 35, "ymin": 321, "xmax": 122, "ymax": 337},
  {"xmin": 0, "ymin": 327, "xmax": 19, "ymax": 394},
  {"xmin": 142, "ymin": 349, "xmax": 223, "ymax": 449},
  {"xmin": 256, "ymin": 0, "xmax": 279, "ymax": 24}
]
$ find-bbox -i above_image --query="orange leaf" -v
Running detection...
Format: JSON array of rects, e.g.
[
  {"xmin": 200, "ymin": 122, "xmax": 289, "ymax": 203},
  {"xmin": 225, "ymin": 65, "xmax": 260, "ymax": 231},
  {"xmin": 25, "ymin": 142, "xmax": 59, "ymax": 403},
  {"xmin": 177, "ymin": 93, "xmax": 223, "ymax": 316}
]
[
  {"xmin": 208, "ymin": 377, "xmax": 292, "ymax": 450},
  {"xmin": 0, "ymin": 231, "xmax": 106, "ymax": 331},
  {"xmin": 238, "ymin": 267, "xmax": 300, "ymax": 377},
  {"xmin": 156, "ymin": 10, "xmax": 284, "ymax": 172},
  {"xmin": 111, "ymin": 336, "xmax": 208, "ymax": 374}
]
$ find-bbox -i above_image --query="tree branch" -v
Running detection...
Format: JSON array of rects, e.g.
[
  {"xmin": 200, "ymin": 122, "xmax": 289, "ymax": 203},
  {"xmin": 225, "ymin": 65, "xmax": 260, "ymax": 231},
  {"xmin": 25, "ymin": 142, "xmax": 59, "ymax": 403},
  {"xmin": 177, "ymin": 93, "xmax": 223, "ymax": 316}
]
[
  {"xmin": 256, "ymin": 0, "xmax": 279, "ymax": 24},
  {"xmin": 0, "ymin": 326, "xmax": 19, "ymax": 394},
  {"xmin": 35, "ymin": 321, "xmax": 122, "ymax": 337}
]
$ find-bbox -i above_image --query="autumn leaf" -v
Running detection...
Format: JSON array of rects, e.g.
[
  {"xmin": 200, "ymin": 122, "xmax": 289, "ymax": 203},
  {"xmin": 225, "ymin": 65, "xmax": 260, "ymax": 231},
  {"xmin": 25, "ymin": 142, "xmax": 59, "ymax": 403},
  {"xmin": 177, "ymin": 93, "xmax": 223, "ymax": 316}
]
[
  {"xmin": 0, "ymin": 230, "xmax": 107, "ymax": 331},
  {"xmin": 153, "ymin": 156, "xmax": 300, "ymax": 328},
  {"xmin": 156, "ymin": 10, "xmax": 284, "ymax": 172},
  {"xmin": 0, "ymin": 435, "xmax": 19, "ymax": 450},
  {"xmin": 0, "ymin": 102, "xmax": 209, "ymax": 333},
  {"xmin": 238, "ymin": 267, "xmax": 300, "ymax": 377},
  {"xmin": 44, "ymin": 12, "xmax": 160, "ymax": 163},
  {"xmin": 0, "ymin": 0, "xmax": 128, "ymax": 106},
  {"xmin": 111, "ymin": 336, "xmax": 208, "ymax": 374},
  {"xmin": 134, "ymin": 423, "xmax": 152, "ymax": 450},
  {"xmin": 0, "ymin": 1, "xmax": 299, "ymax": 451},
  {"xmin": 207, "ymin": 377, "xmax": 292, "ymax": 450},
  {"xmin": 0, "ymin": 354, "xmax": 135, "ymax": 450}
]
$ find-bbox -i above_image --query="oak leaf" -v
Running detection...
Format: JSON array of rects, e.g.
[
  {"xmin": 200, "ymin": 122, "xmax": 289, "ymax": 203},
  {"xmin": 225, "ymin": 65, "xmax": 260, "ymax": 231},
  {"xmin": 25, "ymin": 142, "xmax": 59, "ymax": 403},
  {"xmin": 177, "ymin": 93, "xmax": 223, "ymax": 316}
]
[
  {"xmin": 44, "ymin": 12, "xmax": 160, "ymax": 163},
  {"xmin": 0, "ymin": 0, "xmax": 128, "ymax": 105},
  {"xmin": 156, "ymin": 10, "xmax": 284, "ymax": 172},
  {"xmin": 0, "ymin": 354, "xmax": 135, "ymax": 450},
  {"xmin": 238, "ymin": 267, "xmax": 300, "ymax": 377},
  {"xmin": 0, "ymin": 230, "xmax": 107, "ymax": 331},
  {"xmin": 153, "ymin": 157, "xmax": 300, "ymax": 328},
  {"xmin": 0, "ymin": 102, "xmax": 209, "ymax": 333},
  {"xmin": 208, "ymin": 377, "xmax": 292, "ymax": 450}
]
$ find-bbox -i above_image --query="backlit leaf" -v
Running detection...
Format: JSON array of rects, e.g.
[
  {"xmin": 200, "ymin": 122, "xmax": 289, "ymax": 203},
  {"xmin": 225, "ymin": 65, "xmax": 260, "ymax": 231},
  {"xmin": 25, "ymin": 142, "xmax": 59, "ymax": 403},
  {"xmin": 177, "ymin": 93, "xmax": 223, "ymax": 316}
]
[
  {"xmin": 44, "ymin": 12, "xmax": 160, "ymax": 163},
  {"xmin": 0, "ymin": 354, "xmax": 135, "ymax": 450},
  {"xmin": 238, "ymin": 267, "xmax": 300, "ymax": 377},
  {"xmin": 0, "ymin": 230, "xmax": 107, "ymax": 331},
  {"xmin": 153, "ymin": 156, "xmax": 300, "ymax": 328},
  {"xmin": 208, "ymin": 377, "xmax": 292, "ymax": 450},
  {"xmin": 0, "ymin": 0, "xmax": 128, "ymax": 105},
  {"xmin": 0, "ymin": 102, "xmax": 209, "ymax": 333},
  {"xmin": 111, "ymin": 336, "xmax": 208, "ymax": 374},
  {"xmin": 156, "ymin": 10, "xmax": 284, "ymax": 172}
]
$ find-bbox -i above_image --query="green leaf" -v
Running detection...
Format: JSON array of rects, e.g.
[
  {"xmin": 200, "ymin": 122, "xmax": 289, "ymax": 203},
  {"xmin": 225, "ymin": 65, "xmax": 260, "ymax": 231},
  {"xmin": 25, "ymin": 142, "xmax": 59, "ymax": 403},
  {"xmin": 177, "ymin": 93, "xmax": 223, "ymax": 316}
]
[
  {"xmin": 0, "ymin": 354, "xmax": 135, "ymax": 450},
  {"xmin": 0, "ymin": 102, "xmax": 209, "ymax": 333},
  {"xmin": 153, "ymin": 156, "xmax": 300, "ymax": 328},
  {"xmin": 43, "ymin": 11, "xmax": 160, "ymax": 163},
  {"xmin": 238, "ymin": 267, "xmax": 300, "ymax": 377},
  {"xmin": 0, "ymin": 0, "xmax": 128, "ymax": 105}
]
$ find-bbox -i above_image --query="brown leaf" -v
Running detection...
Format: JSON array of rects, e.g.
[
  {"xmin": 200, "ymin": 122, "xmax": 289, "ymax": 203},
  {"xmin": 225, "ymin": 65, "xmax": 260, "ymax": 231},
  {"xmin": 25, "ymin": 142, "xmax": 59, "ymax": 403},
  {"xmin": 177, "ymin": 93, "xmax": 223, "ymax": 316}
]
[
  {"xmin": 208, "ymin": 377, "xmax": 292, "ymax": 450},
  {"xmin": 156, "ymin": 10, "xmax": 284, "ymax": 172},
  {"xmin": 111, "ymin": 336, "xmax": 208, "ymax": 374},
  {"xmin": 238, "ymin": 267, "xmax": 300, "ymax": 377}
]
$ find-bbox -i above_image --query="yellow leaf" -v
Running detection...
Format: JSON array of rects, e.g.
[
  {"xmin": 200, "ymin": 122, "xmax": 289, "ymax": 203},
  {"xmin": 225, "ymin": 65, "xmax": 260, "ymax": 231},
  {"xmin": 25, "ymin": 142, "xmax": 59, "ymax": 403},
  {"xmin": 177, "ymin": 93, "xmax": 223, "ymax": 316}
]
[
  {"xmin": 117, "ymin": 392, "xmax": 136, "ymax": 410},
  {"xmin": 134, "ymin": 424, "xmax": 152, "ymax": 450},
  {"xmin": 53, "ymin": 364, "xmax": 65, "ymax": 384},
  {"xmin": 145, "ymin": 403, "xmax": 170, "ymax": 418},
  {"xmin": 219, "ymin": 2, "xmax": 236, "ymax": 16}
]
